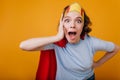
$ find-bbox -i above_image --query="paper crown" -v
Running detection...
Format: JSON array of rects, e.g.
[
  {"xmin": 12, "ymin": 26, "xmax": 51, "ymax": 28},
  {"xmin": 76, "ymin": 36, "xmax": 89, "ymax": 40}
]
[{"xmin": 65, "ymin": 2, "xmax": 84, "ymax": 19}]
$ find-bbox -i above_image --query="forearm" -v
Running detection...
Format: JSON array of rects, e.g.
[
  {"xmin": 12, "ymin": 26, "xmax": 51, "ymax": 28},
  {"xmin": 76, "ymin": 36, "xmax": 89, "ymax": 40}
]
[
  {"xmin": 96, "ymin": 52, "xmax": 116, "ymax": 66},
  {"xmin": 20, "ymin": 14, "xmax": 64, "ymax": 51},
  {"xmin": 20, "ymin": 35, "xmax": 60, "ymax": 51},
  {"xmin": 93, "ymin": 45, "xmax": 120, "ymax": 68}
]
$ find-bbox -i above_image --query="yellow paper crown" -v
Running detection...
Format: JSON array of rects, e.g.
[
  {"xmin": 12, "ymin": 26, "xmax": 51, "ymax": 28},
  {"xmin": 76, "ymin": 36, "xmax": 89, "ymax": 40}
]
[
  {"xmin": 65, "ymin": 2, "xmax": 84, "ymax": 19},
  {"xmin": 69, "ymin": 3, "xmax": 82, "ymax": 13}
]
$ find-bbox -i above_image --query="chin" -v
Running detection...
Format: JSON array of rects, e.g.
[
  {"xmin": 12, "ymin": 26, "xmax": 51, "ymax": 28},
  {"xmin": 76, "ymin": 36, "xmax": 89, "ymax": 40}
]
[{"xmin": 65, "ymin": 33, "xmax": 80, "ymax": 44}]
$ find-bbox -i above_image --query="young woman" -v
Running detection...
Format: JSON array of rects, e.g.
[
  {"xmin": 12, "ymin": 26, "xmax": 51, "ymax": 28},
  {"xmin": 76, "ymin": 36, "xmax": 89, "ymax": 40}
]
[{"xmin": 20, "ymin": 2, "xmax": 119, "ymax": 80}]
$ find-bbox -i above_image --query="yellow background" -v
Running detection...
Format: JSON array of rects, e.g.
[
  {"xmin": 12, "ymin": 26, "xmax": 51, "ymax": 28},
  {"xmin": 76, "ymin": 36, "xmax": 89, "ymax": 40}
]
[{"xmin": 0, "ymin": 0, "xmax": 120, "ymax": 80}]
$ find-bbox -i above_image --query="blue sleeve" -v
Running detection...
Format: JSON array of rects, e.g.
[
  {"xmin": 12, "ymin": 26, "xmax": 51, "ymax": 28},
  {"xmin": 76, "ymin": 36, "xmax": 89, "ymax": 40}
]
[
  {"xmin": 43, "ymin": 44, "xmax": 55, "ymax": 50},
  {"xmin": 91, "ymin": 37, "xmax": 115, "ymax": 53}
]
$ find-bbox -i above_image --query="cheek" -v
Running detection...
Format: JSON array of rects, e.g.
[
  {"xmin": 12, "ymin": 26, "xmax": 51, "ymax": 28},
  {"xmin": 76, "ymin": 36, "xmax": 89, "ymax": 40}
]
[
  {"xmin": 77, "ymin": 25, "xmax": 84, "ymax": 30},
  {"xmin": 64, "ymin": 24, "xmax": 69, "ymax": 29},
  {"xmin": 63, "ymin": 27, "xmax": 68, "ymax": 34},
  {"xmin": 77, "ymin": 25, "xmax": 84, "ymax": 34},
  {"xmin": 79, "ymin": 26, "xmax": 83, "ymax": 31},
  {"xmin": 63, "ymin": 24, "xmax": 69, "ymax": 31},
  {"xmin": 63, "ymin": 22, "xmax": 72, "ymax": 28}
]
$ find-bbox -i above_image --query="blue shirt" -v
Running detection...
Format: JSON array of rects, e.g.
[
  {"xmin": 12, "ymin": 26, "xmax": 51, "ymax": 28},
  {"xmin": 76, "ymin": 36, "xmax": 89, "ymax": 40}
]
[{"xmin": 43, "ymin": 35, "xmax": 115, "ymax": 80}]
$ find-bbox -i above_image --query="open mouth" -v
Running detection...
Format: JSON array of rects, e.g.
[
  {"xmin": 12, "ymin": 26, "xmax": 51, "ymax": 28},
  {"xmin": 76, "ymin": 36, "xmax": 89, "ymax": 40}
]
[
  {"xmin": 68, "ymin": 32, "xmax": 77, "ymax": 35},
  {"xmin": 67, "ymin": 31, "xmax": 77, "ymax": 40}
]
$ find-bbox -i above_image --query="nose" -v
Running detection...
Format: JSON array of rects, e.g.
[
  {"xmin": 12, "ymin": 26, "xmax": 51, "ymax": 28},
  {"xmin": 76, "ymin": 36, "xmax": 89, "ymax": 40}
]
[
  {"xmin": 70, "ymin": 21, "xmax": 75, "ymax": 28},
  {"xmin": 70, "ymin": 26, "xmax": 75, "ymax": 28}
]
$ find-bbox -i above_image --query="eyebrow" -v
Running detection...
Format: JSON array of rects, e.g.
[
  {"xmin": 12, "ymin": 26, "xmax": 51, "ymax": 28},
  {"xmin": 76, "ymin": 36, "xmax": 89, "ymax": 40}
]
[{"xmin": 76, "ymin": 17, "xmax": 82, "ymax": 20}]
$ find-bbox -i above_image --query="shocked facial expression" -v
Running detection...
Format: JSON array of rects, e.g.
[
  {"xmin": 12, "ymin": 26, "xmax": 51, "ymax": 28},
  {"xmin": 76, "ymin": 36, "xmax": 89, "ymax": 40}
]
[{"xmin": 63, "ymin": 11, "xmax": 84, "ymax": 44}]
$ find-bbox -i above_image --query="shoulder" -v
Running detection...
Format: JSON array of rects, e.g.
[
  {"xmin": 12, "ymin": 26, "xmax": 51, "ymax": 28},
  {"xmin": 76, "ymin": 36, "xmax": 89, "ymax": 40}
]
[
  {"xmin": 85, "ymin": 35, "xmax": 104, "ymax": 43},
  {"xmin": 84, "ymin": 35, "xmax": 98, "ymax": 43},
  {"xmin": 86, "ymin": 35, "xmax": 115, "ymax": 52}
]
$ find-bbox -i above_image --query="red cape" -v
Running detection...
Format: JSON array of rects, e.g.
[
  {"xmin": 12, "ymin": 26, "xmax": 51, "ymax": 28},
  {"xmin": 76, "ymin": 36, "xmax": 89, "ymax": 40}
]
[
  {"xmin": 36, "ymin": 35, "xmax": 85, "ymax": 80},
  {"xmin": 35, "ymin": 38, "xmax": 67, "ymax": 80}
]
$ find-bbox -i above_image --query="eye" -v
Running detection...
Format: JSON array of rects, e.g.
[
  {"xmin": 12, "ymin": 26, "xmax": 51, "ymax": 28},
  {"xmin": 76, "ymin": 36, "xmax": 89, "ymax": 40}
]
[
  {"xmin": 76, "ymin": 20, "xmax": 82, "ymax": 23},
  {"xmin": 64, "ymin": 19, "xmax": 70, "ymax": 23}
]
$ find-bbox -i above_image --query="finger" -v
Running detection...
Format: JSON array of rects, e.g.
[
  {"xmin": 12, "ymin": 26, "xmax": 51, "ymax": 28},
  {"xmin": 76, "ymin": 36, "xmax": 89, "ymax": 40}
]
[{"xmin": 60, "ymin": 13, "xmax": 63, "ymax": 22}]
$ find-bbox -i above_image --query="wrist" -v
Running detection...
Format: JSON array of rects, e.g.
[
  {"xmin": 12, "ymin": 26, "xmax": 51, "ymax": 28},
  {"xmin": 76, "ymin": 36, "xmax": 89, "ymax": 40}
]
[{"xmin": 55, "ymin": 34, "xmax": 64, "ymax": 42}]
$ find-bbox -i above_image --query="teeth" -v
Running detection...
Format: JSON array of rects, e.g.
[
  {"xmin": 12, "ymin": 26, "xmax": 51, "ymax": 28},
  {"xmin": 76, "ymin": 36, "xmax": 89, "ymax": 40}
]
[{"xmin": 68, "ymin": 32, "xmax": 76, "ymax": 35}]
